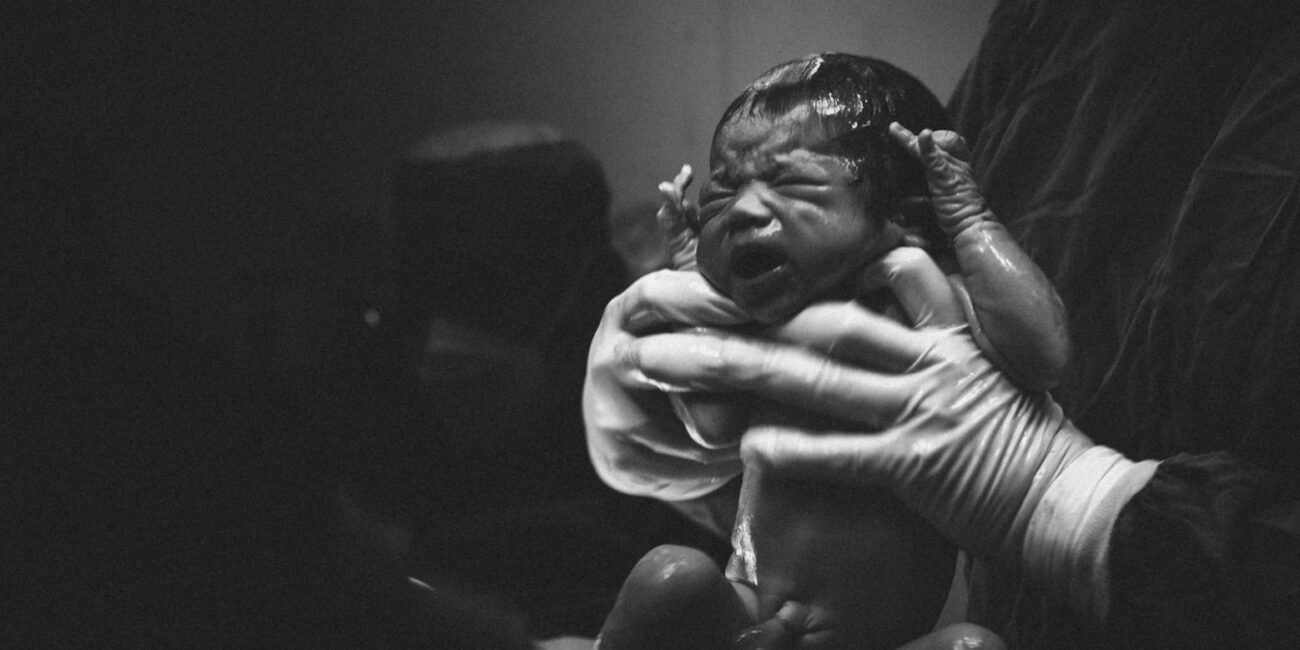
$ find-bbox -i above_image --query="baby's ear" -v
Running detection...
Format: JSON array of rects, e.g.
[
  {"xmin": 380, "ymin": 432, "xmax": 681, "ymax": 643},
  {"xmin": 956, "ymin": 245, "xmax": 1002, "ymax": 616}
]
[{"xmin": 888, "ymin": 195, "xmax": 937, "ymax": 249}]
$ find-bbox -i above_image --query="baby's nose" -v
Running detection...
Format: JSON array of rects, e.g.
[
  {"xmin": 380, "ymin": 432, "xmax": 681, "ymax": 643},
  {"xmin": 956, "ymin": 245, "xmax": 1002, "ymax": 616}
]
[{"xmin": 725, "ymin": 184, "xmax": 775, "ymax": 232}]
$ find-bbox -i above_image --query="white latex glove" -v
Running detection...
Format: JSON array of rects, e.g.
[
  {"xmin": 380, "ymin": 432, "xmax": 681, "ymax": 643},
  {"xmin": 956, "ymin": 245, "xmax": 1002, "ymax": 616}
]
[
  {"xmin": 624, "ymin": 250, "xmax": 1156, "ymax": 618},
  {"xmin": 582, "ymin": 269, "xmax": 750, "ymax": 501},
  {"xmin": 581, "ymin": 244, "xmax": 965, "ymax": 501}
]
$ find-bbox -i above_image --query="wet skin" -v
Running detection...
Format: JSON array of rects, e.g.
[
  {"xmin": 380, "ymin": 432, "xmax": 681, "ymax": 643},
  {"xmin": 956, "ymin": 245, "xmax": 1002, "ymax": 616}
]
[
  {"xmin": 632, "ymin": 108, "xmax": 956, "ymax": 648},
  {"xmin": 696, "ymin": 106, "xmax": 904, "ymax": 324}
]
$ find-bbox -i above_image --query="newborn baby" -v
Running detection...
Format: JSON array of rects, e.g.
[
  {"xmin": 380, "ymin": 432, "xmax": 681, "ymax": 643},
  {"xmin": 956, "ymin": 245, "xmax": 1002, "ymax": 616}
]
[{"xmin": 596, "ymin": 53, "xmax": 1065, "ymax": 649}]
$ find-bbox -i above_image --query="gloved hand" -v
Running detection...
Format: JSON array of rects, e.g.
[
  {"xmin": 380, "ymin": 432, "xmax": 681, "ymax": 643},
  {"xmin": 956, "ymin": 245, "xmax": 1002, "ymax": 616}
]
[
  {"xmin": 582, "ymin": 268, "xmax": 750, "ymax": 501},
  {"xmin": 741, "ymin": 297, "xmax": 1156, "ymax": 618},
  {"xmin": 626, "ymin": 250, "xmax": 1155, "ymax": 610},
  {"xmin": 581, "ymin": 244, "xmax": 965, "ymax": 502},
  {"xmin": 738, "ymin": 304, "xmax": 1091, "ymax": 563}
]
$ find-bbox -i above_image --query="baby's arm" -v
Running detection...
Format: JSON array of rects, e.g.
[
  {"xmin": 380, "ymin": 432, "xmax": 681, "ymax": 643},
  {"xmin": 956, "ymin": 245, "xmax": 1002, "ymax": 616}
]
[{"xmin": 890, "ymin": 123, "xmax": 1070, "ymax": 391}]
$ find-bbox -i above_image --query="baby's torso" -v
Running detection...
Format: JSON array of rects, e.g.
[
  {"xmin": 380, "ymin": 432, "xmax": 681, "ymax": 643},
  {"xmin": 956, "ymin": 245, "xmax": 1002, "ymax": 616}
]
[
  {"xmin": 726, "ymin": 459, "xmax": 954, "ymax": 649},
  {"xmin": 722, "ymin": 289, "xmax": 958, "ymax": 649}
]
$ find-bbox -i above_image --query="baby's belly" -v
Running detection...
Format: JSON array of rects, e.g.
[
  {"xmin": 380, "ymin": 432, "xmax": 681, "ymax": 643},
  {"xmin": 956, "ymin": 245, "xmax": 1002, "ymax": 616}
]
[{"xmin": 729, "ymin": 465, "xmax": 955, "ymax": 649}]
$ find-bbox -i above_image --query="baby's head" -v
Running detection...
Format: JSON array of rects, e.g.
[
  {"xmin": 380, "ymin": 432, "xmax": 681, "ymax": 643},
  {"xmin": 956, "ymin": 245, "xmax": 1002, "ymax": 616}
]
[{"xmin": 694, "ymin": 53, "xmax": 951, "ymax": 323}]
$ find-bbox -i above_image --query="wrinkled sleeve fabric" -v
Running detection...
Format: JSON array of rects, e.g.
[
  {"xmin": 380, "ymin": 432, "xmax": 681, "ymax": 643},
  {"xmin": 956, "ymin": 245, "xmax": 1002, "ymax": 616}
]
[
  {"xmin": 1106, "ymin": 453, "xmax": 1300, "ymax": 647},
  {"xmin": 947, "ymin": 0, "xmax": 1300, "ymax": 646}
]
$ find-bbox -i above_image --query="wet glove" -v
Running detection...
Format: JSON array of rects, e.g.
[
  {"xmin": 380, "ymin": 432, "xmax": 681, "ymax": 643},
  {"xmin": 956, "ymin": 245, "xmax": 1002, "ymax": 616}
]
[{"xmin": 582, "ymin": 268, "xmax": 749, "ymax": 501}]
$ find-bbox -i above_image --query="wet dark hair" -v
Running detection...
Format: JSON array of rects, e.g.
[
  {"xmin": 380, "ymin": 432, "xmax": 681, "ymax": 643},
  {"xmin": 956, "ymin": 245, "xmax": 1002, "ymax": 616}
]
[{"xmin": 714, "ymin": 53, "xmax": 952, "ymax": 221}]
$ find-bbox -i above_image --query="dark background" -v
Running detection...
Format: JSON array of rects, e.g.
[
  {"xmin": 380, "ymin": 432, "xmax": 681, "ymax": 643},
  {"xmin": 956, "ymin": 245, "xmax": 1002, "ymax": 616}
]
[{"xmin": 4, "ymin": 2, "xmax": 990, "ymax": 644}]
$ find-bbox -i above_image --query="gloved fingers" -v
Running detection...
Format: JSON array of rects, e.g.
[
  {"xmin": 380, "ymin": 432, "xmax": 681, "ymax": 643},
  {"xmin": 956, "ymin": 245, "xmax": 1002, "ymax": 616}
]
[
  {"xmin": 631, "ymin": 327, "xmax": 919, "ymax": 427},
  {"xmin": 585, "ymin": 400, "xmax": 743, "ymax": 498},
  {"xmin": 613, "ymin": 269, "xmax": 749, "ymax": 334},
  {"xmin": 587, "ymin": 271, "xmax": 744, "ymax": 401},
  {"xmin": 858, "ymin": 247, "xmax": 965, "ymax": 329},
  {"xmin": 767, "ymin": 300, "xmax": 948, "ymax": 372},
  {"xmin": 740, "ymin": 423, "xmax": 899, "ymax": 489},
  {"xmin": 615, "ymin": 417, "xmax": 744, "ymax": 465}
]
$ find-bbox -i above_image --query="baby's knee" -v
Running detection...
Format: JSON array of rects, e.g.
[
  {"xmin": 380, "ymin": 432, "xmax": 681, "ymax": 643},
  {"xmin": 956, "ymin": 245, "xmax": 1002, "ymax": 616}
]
[
  {"xmin": 896, "ymin": 622, "xmax": 1007, "ymax": 650},
  {"xmin": 600, "ymin": 545, "xmax": 750, "ymax": 649},
  {"xmin": 623, "ymin": 544, "xmax": 726, "ymax": 604}
]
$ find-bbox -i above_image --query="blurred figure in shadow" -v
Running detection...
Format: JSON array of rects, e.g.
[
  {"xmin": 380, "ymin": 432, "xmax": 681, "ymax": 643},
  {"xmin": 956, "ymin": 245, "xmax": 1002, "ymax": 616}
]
[
  {"xmin": 11, "ymin": 221, "xmax": 538, "ymax": 648},
  {"xmin": 609, "ymin": 200, "xmax": 672, "ymax": 280},
  {"xmin": 350, "ymin": 121, "xmax": 728, "ymax": 641}
]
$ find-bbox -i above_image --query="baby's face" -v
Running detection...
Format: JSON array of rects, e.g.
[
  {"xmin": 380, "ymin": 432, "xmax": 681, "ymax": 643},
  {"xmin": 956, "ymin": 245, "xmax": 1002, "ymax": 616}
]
[{"xmin": 696, "ymin": 106, "xmax": 899, "ymax": 323}]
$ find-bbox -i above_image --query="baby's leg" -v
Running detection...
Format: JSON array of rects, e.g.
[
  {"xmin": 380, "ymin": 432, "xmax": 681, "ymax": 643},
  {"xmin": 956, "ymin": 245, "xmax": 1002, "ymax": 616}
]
[
  {"xmin": 895, "ymin": 622, "xmax": 1007, "ymax": 650},
  {"xmin": 597, "ymin": 544, "xmax": 754, "ymax": 650}
]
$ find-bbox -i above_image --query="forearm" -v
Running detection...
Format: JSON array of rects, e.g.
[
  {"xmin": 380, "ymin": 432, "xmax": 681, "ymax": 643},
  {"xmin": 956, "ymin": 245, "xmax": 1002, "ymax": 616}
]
[{"xmin": 951, "ymin": 219, "xmax": 1070, "ymax": 391}]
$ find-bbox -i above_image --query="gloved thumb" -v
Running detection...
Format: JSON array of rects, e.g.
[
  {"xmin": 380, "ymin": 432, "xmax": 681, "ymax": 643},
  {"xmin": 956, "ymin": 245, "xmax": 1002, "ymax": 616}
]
[
  {"xmin": 858, "ymin": 247, "xmax": 965, "ymax": 329},
  {"xmin": 740, "ymin": 424, "xmax": 897, "ymax": 490}
]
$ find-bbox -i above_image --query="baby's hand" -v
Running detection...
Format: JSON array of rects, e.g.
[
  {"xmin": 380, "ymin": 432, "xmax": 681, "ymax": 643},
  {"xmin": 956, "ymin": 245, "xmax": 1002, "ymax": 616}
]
[
  {"xmin": 657, "ymin": 164, "xmax": 700, "ymax": 271},
  {"xmin": 888, "ymin": 122, "xmax": 990, "ymax": 236},
  {"xmin": 888, "ymin": 123, "xmax": 1069, "ymax": 391}
]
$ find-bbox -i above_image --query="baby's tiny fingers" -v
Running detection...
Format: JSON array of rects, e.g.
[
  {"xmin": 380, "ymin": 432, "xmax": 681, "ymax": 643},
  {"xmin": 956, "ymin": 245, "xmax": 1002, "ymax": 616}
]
[
  {"xmin": 658, "ymin": 180, "xmax": 680, "ymax": 203},
  {"xmin": 888, "ymin": 122, "xmax": 922, "ymax": 157},
  {"xmin": 928, "ymin": 130, "xmax": 972, "ymax": 161},
  {"xmin": 672, "ymin": 164, "xmax": 694, "ymax": 194}
]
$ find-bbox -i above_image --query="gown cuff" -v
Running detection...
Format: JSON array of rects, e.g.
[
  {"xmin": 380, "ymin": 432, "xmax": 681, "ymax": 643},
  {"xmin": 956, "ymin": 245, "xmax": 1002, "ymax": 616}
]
[{"xmin": 1022, "ymin": 445, "xmax": 1158, "ymax": 620}]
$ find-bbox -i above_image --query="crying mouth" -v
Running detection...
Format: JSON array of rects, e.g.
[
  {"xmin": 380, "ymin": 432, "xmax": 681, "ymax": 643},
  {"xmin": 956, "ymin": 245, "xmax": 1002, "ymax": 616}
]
[{"xmin": 732, "ymin": 246, "xmax": 786, "ymax": 279}]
